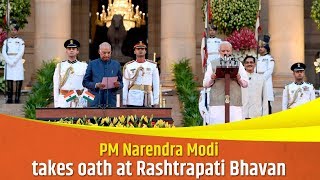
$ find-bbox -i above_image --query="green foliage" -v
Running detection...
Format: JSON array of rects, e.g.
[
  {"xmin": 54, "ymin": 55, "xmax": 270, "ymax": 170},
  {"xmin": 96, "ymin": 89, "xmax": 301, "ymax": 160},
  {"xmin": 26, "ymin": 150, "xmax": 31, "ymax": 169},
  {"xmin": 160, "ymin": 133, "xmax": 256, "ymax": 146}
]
[
  {"xmin": 203, "ymin": 0, "xmax": 259, "ymax": 35},
  {"xmin": 173, "ymin": 58, "xmax": 202, "ymax": 126},
  {"xmin": 55, "ymin": 115, "xmax": 175, "ymax": 128},
  {"xmin": 0, "ymin": 0, "xmax": 31, "ymax": 29},
  {"xmin": 24, "ymin": 60, "xmax": 56, "ymax": 119},
  {"xmin": 0, "ymin": 75, "xmax": 4, "ymax": 92},
  {"xmin": 311, "ymin": 0, "xmax": 320, "ymax": 30}
]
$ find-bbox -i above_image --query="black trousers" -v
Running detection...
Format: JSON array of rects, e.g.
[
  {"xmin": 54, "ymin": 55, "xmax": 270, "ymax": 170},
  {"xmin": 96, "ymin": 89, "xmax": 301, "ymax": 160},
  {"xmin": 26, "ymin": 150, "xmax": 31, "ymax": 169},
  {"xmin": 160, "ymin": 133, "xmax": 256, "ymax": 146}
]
[
  {"xmin": 268, "ymin": 101, "xmax": 272, "ymax": 114},
  {"xmin": 6, "ymin": 80, "xmax": 23, "ymax": 103}
]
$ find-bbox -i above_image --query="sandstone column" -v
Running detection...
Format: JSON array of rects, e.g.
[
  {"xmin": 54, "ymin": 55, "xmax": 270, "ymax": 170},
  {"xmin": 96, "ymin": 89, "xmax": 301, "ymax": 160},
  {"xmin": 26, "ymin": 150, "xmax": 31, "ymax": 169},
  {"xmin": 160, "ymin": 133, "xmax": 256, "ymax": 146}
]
[
  {"xmin": 161, "ymin": 0, "xmax": 196, "ymax": 86},
  {"xmin": 268, "ymin": 0, "xmax": 304, "ymax": 87},
  {"xmin": 34, "ymin": 0, "xmax": 71, "ymax": 69}
]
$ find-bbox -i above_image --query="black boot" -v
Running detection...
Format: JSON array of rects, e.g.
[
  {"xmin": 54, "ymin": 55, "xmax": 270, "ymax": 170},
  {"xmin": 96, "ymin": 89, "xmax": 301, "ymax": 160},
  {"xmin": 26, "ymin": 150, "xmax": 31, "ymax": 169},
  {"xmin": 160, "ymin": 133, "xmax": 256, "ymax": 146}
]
[
  {"xmin": 6, "ymin": 80, "xmax": 13, "ymax": 104},
  {"xmin": 15, "ymin": 81, "xmax": 23, "ymax": 104}
]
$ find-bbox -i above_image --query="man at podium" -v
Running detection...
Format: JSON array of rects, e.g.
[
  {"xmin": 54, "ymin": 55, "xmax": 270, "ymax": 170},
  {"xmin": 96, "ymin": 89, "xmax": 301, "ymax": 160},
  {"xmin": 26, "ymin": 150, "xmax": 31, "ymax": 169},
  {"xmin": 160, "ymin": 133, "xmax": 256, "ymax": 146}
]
[{"xmin": 203, "ymin": 41, "xmax": 248, "ymax": 124}]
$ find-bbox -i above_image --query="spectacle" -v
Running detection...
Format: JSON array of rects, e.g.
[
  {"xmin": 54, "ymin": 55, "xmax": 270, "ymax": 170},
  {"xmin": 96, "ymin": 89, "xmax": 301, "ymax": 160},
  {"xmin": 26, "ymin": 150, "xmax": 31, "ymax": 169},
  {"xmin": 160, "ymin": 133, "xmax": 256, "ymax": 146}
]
[{"xmin": 244, "ymin": 61, "xmax": 255, "ymax": 64}]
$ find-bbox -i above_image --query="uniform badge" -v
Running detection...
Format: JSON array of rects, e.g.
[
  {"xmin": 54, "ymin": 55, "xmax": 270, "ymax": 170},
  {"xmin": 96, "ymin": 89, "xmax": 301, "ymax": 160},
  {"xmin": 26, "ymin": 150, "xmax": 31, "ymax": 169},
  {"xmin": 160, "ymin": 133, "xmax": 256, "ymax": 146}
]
[
  {"xmin": 303, "ymin": 86, "xmax": 309, "ymax": 91},
  {"xmin": 130, "ymin": 69, "xmax": 135, "ymax": 73},
  {"xmin": 262, "ymin": 59, "xmax": 268, "ymax": 62},
  {"xmin": 146, "ymin": 68, "xmax": 151, "ymax": 71}
]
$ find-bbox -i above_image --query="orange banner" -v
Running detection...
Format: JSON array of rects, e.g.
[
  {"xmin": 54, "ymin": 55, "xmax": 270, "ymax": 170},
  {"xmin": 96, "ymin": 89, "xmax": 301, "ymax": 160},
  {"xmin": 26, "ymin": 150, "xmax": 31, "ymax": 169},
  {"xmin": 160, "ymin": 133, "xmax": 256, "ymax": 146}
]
[{"xmin": 0, "ymin": 114, "xmax": 319, "ymax": 179}]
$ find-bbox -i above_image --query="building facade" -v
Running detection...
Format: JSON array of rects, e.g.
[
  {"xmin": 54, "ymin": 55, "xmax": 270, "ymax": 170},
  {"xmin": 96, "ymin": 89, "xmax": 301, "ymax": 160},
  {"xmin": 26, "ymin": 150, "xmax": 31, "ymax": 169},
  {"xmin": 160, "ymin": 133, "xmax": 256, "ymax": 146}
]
[{"xmin": 19, "ymin": 0, "xmax": 320, "ymax": 89}]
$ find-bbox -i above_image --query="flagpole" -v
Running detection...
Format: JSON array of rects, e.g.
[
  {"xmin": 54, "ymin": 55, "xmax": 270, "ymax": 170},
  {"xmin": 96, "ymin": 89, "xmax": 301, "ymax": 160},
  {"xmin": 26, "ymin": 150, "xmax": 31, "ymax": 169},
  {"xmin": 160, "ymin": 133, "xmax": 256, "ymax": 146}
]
[
  {"xmin": 255, "ymin": 0, "xmax": 261, "ymax": 73},
  {"xmin": 4, "ymin": 0, "xmax": 10, "ymax": 101},
  {"xmin": 203, "ymin": 0, "xmax": 210, "ymax": 126}
]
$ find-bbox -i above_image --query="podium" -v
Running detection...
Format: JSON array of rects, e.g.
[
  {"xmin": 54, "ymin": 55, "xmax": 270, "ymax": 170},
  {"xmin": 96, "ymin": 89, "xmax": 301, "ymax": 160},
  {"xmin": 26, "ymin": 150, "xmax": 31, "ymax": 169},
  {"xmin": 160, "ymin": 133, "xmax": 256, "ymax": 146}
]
[
  {"xmin": 36, "ymin": 107, "xmax": 173, "ymax": 123},
  {"xmin": 216, "ymin": 65, "xmax": 239, "ymax": 123}
]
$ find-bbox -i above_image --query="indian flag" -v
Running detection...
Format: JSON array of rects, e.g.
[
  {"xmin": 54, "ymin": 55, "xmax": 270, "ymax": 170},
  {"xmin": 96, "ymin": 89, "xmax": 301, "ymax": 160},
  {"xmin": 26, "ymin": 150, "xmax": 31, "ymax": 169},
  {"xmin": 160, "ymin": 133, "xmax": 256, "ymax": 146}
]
[
  {"xmin": 82, "ymin": 91, "xmax": 95, "ymax": 102},
  {"xmin": 64, "ymin": 90, "xmax": 78, "ymax": 102}
]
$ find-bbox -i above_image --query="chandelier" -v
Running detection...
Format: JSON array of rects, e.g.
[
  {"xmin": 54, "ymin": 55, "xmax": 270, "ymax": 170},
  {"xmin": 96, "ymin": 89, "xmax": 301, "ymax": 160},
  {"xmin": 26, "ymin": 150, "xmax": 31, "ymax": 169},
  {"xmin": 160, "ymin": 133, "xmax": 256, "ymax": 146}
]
[{"xmin": 95, "ymin": 0, "xmax": 146, "ymax": 31}]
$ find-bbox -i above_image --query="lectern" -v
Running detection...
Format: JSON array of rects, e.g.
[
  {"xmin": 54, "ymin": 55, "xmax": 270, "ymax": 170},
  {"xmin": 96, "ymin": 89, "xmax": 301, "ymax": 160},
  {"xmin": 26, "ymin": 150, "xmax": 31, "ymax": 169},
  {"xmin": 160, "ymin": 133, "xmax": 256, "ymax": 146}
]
[{"xmin": 215, "ymin": 58, "xmax": 239, "ymax": 123}]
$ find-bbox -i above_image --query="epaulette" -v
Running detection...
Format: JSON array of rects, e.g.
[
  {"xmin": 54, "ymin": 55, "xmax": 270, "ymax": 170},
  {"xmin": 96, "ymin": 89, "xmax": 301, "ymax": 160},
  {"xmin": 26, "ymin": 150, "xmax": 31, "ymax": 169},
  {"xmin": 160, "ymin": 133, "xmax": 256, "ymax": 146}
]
[
  {"xmin": 123, "ymin": 60, "xmax": 135, "ymax": 70},
  {"xmin": 125, "ymin": 60, "xmax": 135, "ymax": 66},
  {"xmin": 284, "ymin": 82, "xmax": 292, "ymax": 88},
  {"xmin": 305, "ymin": 82, "xmax": 313, "ymax": 86},
  {"xmin": 146, "ymin": 59, "xmax": 157, "ymax": 64}
]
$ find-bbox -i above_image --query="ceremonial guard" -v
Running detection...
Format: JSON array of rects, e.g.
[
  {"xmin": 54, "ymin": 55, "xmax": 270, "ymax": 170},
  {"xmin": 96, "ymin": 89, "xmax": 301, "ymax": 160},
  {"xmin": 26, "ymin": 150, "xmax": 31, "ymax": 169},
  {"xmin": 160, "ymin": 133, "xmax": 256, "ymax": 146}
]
[
  {"xmin": 201, "ymin": 25, "xmax": 221, "ymax": 68},
  {"xmin": 53, "ymin": 39, "xmax": 88, "ymax": 108},
  {"xmin": 122, "ymin": 41, "xmax": 160, "ymax": 107},
  {"xmin": 282, "ymin": 63, "xmax": 315, "ymax": 110},
  {"xmin": 256, "ymin": 35, "xmax": 274, "ymax": 114},
  {"xmin": 2, "ymin": 23, "xmax": 25, "ymax": 103}
]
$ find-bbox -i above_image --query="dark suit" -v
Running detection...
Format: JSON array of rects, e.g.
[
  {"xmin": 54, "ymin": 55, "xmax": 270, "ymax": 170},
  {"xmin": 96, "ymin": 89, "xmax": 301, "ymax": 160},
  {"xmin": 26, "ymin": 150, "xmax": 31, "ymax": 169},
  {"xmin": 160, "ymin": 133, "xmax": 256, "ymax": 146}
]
[{"xmin": 82, "ymin": 58, "xmax": 123, "ymax": 107}]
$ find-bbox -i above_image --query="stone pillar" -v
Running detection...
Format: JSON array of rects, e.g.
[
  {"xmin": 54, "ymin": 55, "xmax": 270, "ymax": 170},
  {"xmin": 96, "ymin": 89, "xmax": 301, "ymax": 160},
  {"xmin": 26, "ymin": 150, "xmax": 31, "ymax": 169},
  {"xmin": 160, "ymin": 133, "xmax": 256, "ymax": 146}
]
[
  {"xmin": 161, "ymin": 0, "xmax": 196, "ymax": 86},
  {"xmin": 34, "ymin": 0, "xmax": 71, "ymax": 69},
  {"xmin": 269, "ymin": 0, "xmax": 304, "ymax": 87}
]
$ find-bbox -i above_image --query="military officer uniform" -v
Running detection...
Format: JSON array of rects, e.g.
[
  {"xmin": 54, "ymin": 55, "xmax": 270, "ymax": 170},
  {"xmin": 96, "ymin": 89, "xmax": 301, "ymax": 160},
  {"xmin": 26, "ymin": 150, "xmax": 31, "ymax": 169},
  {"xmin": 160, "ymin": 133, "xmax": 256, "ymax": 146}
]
[
  {"xmin": 201, "ymin": 25, "xmax": 221, "ymax": 68},
  {"xmin": 122, "ymin": 42, "xmax": 160, "ymax": 107},
  {"xmin": 282, "ymin": 63, "xmax": 315, "ymax": 110},
  {"xmin": 256, "ymin": 35, "xmax": 274, "ymax": 113},
  {"xmin": 2, "ymin": 24, "xmax": 25, "ymax": 103},
  {"xmin": 198, "ymin": 88, "xmax": 210, "ymax": 125},
  {"xmin": 53, "ymin": 39, "xmax": 88, "ymax": 108}
]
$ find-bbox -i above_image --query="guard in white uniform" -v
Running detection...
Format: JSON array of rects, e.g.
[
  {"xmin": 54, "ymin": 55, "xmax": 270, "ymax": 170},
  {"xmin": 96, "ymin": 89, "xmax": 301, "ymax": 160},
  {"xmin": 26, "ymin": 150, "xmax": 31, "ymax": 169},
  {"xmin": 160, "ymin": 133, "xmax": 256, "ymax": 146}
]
[
  {"xmin": 53, "ymin": 39, "xmax": 88, "ymax": 108},
  {"xmin": 201, "ymin": 25, "xmax": 222, "ymax": 70},
  {"xmin": 123, "ymin": 41, "xmax": 160, "ymax": 107},
  {"xmin": 282, "ymin": 63, "xmax": 315, "ymax": 110},
  {"xmin": 256, "ymin": 35, "xmax": 274, "ymax": 114},
  {"xmin": 2, "ymin": 24, "xmax": 25, "ymax": 103}
]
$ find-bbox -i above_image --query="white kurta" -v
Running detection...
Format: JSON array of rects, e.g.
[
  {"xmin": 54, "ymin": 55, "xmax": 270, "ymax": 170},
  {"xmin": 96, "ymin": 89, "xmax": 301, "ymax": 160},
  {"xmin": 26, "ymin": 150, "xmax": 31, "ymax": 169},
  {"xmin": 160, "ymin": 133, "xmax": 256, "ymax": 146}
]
[
  {"xmin": 2, "ymin": 37, "xmax": 25, "ymax": 80},
  {"xmin": 242, "ymin": 72, "xmax": 268, "ymax": 118},
  {"xmin": 53, "ymin": 60, "xmax": 88, "ymax": 108},
  {"xmin": 203, "ymin": 58, "xmax": 248, "ymax": 124},
  {"xmin": 201, "ymin": 37, "xmax": 222, "ymax": 68},
  {"xmin": 256, "ymin": 54, "xmax": 274, "ymax": 102},
  {"xmin": 282, "ymin": 82, "xmax": 315, "ymax": 110},
  {"xmin": 122, "ymin": 60, "xmax": 160, "ymax": 106}
]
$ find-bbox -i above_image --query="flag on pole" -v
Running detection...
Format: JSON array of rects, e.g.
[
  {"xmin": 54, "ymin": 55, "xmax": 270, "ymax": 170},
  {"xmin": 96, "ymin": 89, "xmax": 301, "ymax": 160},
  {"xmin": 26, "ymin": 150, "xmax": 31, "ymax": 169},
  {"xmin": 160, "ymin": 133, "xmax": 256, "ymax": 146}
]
[
  {"xmin": 255, "ymin": 0, "xmax": 261, "ymax": 41},
  {"xmin": 82, "ymin": 90, "xmax": 95, "ymax": 102},
  {"xmin": 202, "ymin": 0, "xmax": 211, "ymax": 70},
  {"xmin": 202, "ymin": 32, "xmax": 208, "ymax": 69},
  {"xmin": 64, "ymin": 90, "xmax": 78, "ymax": 102}
]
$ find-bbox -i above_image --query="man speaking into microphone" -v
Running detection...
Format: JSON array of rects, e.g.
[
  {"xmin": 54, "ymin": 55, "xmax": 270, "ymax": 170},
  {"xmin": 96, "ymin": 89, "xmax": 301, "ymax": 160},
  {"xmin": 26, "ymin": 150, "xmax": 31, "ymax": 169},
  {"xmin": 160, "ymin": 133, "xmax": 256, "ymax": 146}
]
[{"xmin": 203, "ymin": 41, "xmax": 248, "ymax": 124}]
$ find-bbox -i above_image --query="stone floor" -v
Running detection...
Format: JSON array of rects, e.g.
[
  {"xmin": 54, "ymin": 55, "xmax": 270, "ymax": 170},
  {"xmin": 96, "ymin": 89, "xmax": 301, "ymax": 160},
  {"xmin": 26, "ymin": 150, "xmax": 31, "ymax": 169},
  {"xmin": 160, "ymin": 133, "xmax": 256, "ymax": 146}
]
[{"xmin": 0, "ymin": 87, "xmax": 285, "ymax": 127}]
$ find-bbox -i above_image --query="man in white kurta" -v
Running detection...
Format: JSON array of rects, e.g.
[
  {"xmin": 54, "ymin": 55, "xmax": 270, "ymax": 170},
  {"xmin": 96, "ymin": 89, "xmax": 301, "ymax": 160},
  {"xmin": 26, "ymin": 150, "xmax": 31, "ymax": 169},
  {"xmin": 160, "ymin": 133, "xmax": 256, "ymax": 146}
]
[
  {"xmin": 122, "ymin": 41, "xmax": 160, "ymax": 107},
  {"xmin": 242, "ymin": 56, "xmax": 268, "ymax": 119},
  {"xmin": 203, "ymin": 41, "xmax": 248, "ymax": 124},
  {"xmin": 2, "ymin": 25, "xmax": 25, "ymax": 103},
  {"xmin": 53, "ymin": 39, "xmax": 88, "ymax": 108},
  {"xmin": 256, "ymin": 35, "xmax": 274, "ymax": 114},
  {"xmin": 282, "ymin": 63, "xmax": 315, "ymax": 110},
  {"xmin": 201, "ymin": 25, "xmax": 222, "ymax": 69}
]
